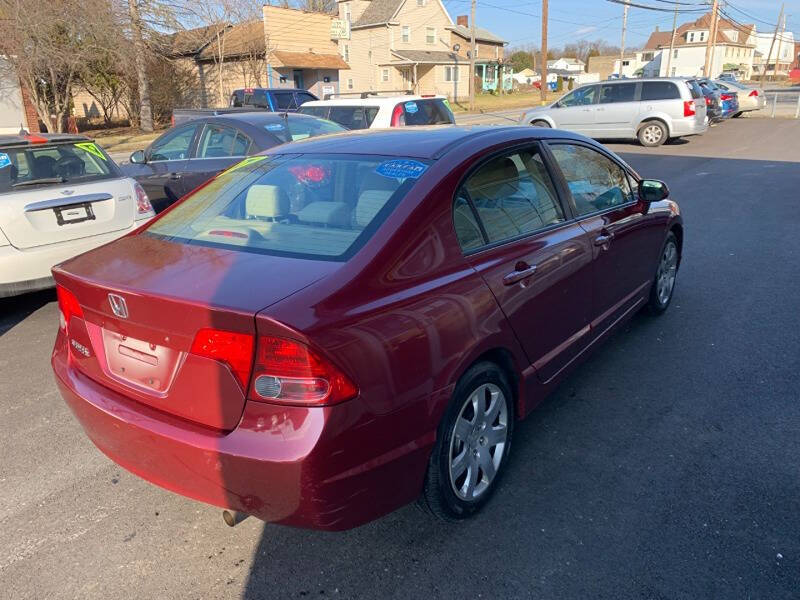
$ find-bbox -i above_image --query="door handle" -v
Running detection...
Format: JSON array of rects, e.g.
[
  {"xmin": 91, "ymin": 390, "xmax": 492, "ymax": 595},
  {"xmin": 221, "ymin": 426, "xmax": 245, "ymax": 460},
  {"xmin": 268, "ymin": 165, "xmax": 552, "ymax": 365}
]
[
  {"xmin": 594, "ymin": 233, "xmax": 614, "ymax": 247},
  {"xmin": 168, "ymin": 172, "xmax": 182, "ymax": 180},
  {"xmin": 503, "ymin": 263, "xmax": 538, "ymax": 286}
]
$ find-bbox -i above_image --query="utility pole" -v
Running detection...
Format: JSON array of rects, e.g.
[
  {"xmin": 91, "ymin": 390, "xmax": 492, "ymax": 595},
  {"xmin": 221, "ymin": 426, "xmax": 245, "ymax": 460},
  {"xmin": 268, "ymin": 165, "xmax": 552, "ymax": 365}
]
[
  {"xmin": 666, "ymin": 1, "xmax": 678, "ymax": 76},
  {"xmin": 707, "ymin": 1, "xmax": 721, "ymax": 78},
  {"xmin": 619, "ymin": 0, "xmax": 629, "ymax": 77},
  {"xmin": 774, "ymin": 12, "xmax": 787, "ymax": 79},
  {"xmin": 703, "ymin": 0, "xmax": 718, "ymax": 77},
  {"xmin": 469, "ymin": 0, "xmax": 476, "ymax": 111},
  {"xmin": 760, "ymin": 3, "xmax": 784, "ymax": 86},
  {"xmin": 540, "ymin": 0, "xmax": 548, "ymax": 104}
]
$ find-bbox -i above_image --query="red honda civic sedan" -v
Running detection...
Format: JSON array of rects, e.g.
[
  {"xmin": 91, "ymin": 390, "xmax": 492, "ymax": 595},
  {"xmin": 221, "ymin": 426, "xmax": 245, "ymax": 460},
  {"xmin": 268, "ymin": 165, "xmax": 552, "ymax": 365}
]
[{"xmin": 51, "ymin": 126, "xmax": 682, "ymax": 530}]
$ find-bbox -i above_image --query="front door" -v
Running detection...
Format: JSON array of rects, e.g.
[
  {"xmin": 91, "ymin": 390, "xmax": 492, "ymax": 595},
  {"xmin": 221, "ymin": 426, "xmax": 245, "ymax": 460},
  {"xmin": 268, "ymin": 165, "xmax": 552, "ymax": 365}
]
[
  {"xmin": 546, "ymin": 141, "xmax": 652, "ymax": 335},
  {"xmin": 552, "ymin": 84, "xmax": 599, "ymax": 136},
  {"xmin": 455, "ymin": 144, "xmax": 595, "ymax": 383},
  {"xmin": 181, "ymin": 123, "xmax": 253, "ymax": 193},
  {"xmin": 136, "ymin": 123, "xmax": 199, "ymax": 212},
  {"xmin": 293, "ymin": 70, "xmax": 304, "ymax": 89}
]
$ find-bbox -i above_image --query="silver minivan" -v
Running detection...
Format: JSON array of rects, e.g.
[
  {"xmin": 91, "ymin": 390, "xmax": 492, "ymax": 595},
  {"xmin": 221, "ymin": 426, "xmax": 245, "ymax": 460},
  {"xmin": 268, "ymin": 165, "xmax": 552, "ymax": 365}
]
[{"xmin": 519, "ymin": 78, "xmax": 708, "ymax": 146}]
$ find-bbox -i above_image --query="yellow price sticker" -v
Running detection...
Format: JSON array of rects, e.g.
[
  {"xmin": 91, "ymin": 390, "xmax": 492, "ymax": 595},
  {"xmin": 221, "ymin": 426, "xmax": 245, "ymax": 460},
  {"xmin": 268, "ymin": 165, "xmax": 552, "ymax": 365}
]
[
  {"xmin": 223, "ymin": 155, "xmax": 268, "ymax": 175},
  {"xmin": 75, "ymin": 142, "xmax": 107, "ymax": 161}
]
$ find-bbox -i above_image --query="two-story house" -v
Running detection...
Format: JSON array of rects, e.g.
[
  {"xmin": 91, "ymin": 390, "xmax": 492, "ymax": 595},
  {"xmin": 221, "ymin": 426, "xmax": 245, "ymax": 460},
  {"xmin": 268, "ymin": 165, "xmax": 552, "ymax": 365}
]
[
  {"xmin": 336, "ymin": 0, "xmax": 508, "ymax": 101},
  {"xmin": 643, "ymin": 12, "xmax": 757, "ymax": 79},
  {"xmin": 753, "ymin": 31, "xmax": 796, "ymax": 78}
]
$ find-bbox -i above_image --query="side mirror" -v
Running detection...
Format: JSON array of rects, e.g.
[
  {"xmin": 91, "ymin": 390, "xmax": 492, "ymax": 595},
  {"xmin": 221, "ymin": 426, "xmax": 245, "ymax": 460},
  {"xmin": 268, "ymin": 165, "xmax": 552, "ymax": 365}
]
[
  {"xmin": 639, "ymin": 179, "xmax": 669, "ymax": 203},
  {"xmin": 129, "ymin": 150, "xmax": 146, "ymax": 164}
]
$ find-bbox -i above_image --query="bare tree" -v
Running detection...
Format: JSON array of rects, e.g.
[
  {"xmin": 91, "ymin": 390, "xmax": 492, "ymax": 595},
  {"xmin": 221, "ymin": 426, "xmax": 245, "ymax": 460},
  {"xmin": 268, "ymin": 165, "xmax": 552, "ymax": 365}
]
[
  {"xmin": 298, "ymin": 0, "xmax": 337, "ymax": 13},
  {"xmin": 127, "ymin": 0, "xmax": 154, "ymax": 131}
]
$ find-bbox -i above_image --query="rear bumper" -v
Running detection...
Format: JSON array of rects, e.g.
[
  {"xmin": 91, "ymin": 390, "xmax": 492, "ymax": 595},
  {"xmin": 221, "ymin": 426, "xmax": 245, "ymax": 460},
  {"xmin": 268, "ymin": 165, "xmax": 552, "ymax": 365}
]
[
  {"xmin": 0, "ymin": 221, "xmax": 148, "ymax": 297},
  {"xmin": 51, "ymin": 332, "xmax": 435, "ymax": 530},
  {"xmin": 670, "ymin": 117, "xmax": 707, "ymax": 137}
]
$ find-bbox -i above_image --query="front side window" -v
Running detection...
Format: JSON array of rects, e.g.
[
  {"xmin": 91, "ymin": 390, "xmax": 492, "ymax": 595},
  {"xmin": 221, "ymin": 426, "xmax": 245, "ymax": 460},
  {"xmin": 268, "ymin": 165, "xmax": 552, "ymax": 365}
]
[
  {"xmin": 549, "ymin": 144, "xmax": 634, "ymax": 217},
  {"xmin": 149, "ymin": 125, "xmax": 197, "ymax": 161},
  {"xmin": 196, "ymin": 124, "xmax": 250, "ymax": 158},
  {"xmin": 558, "ymin": 85, "xmax": 597, "ymax": 107},
  {"xmin": 598, "ymin": 83, "xmax": 636, "ymax": 104},
  {"xmin": 145, "ymin": 154, "xmax": 428, "ymax": 260},
  {"xmin": 454, "ymin": 148, "xmax": 565, "ymax": 249},
  {"xmin": 274, "ymin": 92, "xmax": 296, "ymax": 110},
  {"xmin": 0, "ymin": 142, "xmax": 117, "ymax": 193}
]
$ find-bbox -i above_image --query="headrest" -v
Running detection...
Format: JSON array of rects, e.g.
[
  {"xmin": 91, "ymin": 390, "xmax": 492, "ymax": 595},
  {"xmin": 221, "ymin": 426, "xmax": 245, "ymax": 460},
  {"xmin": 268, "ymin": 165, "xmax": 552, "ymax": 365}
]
[
  {"xmin": 296, "ymin": 201, "xmax": 351, "ymax": 227},
  {"xmin": 246, "ymin": 184, "xmax": 289, "ymax": 219},
  {"xmin": 468, "ymin": 158, "xmax": 519, "ymax": 196},
  {"xmin": 356, "ymin": 189, "xmax": 394, "ymax": 227}
]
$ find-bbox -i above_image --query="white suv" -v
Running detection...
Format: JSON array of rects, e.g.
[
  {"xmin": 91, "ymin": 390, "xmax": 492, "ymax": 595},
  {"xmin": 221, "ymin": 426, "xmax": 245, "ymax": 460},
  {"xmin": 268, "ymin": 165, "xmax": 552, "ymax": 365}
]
[
  {"xmin": 298, "ymin": 93, "xmax": 455, "ymax": 129},
  {"xmin": 0, "ymin": 133, "xmax": 154, "ymax": 297}
]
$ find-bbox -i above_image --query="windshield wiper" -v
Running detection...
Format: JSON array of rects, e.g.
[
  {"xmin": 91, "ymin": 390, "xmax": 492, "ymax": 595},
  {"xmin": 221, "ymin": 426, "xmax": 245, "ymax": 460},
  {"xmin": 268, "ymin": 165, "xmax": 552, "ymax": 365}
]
[{"xmin": 12, "ymin": 177, "xmax": 66, "ymax": 188}]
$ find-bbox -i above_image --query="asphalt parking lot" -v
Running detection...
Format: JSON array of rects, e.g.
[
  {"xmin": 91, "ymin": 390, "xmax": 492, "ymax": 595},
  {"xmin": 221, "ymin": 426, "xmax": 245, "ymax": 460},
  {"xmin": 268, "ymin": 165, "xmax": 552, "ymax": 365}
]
[{"xmin": 2, "ymin": 118, "xmax": 799, "ymax": 599}]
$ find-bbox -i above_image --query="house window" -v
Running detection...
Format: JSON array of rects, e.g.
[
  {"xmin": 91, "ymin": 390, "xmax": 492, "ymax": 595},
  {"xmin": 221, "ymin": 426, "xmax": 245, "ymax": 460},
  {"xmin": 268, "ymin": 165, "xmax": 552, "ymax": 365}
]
[
  {"xmin": 689, "ymin": 32, "xmax": 695, "ymax": 42},
  {"xmin": 700, "ymin": 32, "xmax": 706, "ymax": 41},
  {"xmin": 382, "ymin": 68, "xmax": 389, "ymax": 82},
  {"xmin": 444, "ymin": 66, "xmax": 459, "ymax": 82},
  {"xmin": 347, "ymin": 78, "xmax": 354, "ymax": 90},
  {"xmin": 673, "ymin": 49, "xmax": 678, "ymax": 59},
  {"xmin": 343, "ymin": 44, "xmax": 350, "ymax": 62},
  {"xmin": 671, "ymin": 67, "xmax": 676, "ymax": 76},
  {"xmin": 426, "ymin": 27, "xmax": 435, "ymax": 45},
  {"xmin": 622, "ymin": 60, "xmax": 630, "ymax": 66},
  {"xmin": 402, "ymin": 25, "xmax": 410, "ymax": 43}
]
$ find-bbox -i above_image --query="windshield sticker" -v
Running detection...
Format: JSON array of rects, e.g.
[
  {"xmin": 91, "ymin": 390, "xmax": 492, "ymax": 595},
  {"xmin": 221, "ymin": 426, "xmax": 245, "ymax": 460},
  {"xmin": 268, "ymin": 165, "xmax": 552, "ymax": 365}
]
[
  {"xmin": 74, "ymin": 142, "xmax": 107, "ymax": 161},
  {"xmin": 567, "ymin": 180, "xmax": 594, "ymax": 195},
  {"xmin": 0, "ymin": 153, "xmax": 10, "ymax": 169},
  {"xmin": 264, "ymin": 123, "xmax": 285, "ymax": 131},
  {"xmin": 224, "ymin": 155, "xmax": 268, "ymax": 174},
  {"xmin": 404, "ymin": 101, "xmax": 419, "ymax": 114},
  {"xmin": 375, "ymin": 159, "xmax": 428, "ymax": 180}
]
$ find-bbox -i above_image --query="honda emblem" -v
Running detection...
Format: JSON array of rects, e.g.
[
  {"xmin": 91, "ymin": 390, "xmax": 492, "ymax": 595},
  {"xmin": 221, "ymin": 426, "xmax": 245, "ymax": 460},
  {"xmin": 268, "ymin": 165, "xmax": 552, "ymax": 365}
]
[{"xmin": 108, "ymin": 293, "xmax": 129, "ymax": 319}]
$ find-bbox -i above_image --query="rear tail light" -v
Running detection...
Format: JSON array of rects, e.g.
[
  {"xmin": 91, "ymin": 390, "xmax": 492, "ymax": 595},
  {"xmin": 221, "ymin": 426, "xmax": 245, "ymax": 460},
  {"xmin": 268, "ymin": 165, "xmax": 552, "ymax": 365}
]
[
  {"xmin": 749, "ymin": 89, "xmax": 759, "ymax": 97},
  {"xmin": 56, "ymin": 285, "xmax": 83, "ymax": 333},
  {"xmin": 683, "ymin": 100, "xmax": 696, "ymax": 117},
  {"xmin": 190, "ymin": 328, "xmax": 255, "ymax": 393},
  {"xmin": 390, "ymin": 104, "xmax": 405, "ymax": 127},
  {"xmin": 705, "ymin": 96, "xmax": 711, "ymax": 107},
  {"xmin": 721, "ymin": 93, "xmax": 732, "ymax": 101},
  {"xmin": 133, "ymin": 182, "xmax": 154, "ymax": 217},
  {"xmin": 249, "ymin": 336, "xmax": 358, "ymax": 406}
]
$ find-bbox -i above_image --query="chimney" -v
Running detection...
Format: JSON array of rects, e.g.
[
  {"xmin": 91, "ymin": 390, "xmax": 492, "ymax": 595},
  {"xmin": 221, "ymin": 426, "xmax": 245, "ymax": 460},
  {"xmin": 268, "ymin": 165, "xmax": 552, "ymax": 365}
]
[
  {"xmin": 457, "ymin": 15, "xmax": 468, "ymax": 28},
  {"xmin": 655, "ymin": 26, "xmax": 659, "ymax": 32}
]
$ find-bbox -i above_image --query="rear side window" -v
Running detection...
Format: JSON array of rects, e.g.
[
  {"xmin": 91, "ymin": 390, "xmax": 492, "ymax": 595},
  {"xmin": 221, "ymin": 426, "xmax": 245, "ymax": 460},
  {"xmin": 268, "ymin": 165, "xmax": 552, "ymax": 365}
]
[
  {"xmin": 398, "ymin": 99, "xmax": 455, "ymax": 126},
  {"xmin": 685, "ymin": 80, "xmax": 704, "ymax": 100},
  {"xmin": 598, "ymin": 83, "xmax": 637, "ymax": 104},
  {"xmin": 0, "ymin": 142, "xmax": 117, "ymax": 193},
  {"xmin": 298, "ymin": 106, "xmax": 329, "ymax": 119},
  {"xmin": 549, "ymin": 144, "xmax": 634, "ymax": 216},
  {"xmin": 641, "ymin": 81, "xmax": 680, "ymax": 101},
  {"xmin": 145, "ymin": 154, "xmax": 429, "ymax": 260},
  {"xmin": 296, "ymin": 92, "xmax": 317, "ymax": 106},
  {"xmin": 246, "ymin": 90, "xmax": 270, "ymax": 108},
  {"xmin": 264, "ymin": 117, "xmax": 346, "ymax": 143},
  {"xmin": 273, "ymin": 92, "xmax": 296, "ymax": 110},
  {"xmin": 230, "ymin": 91, "xmax": 244, "ymax": 107},
  {"xmin": 329, "ymin": 107, "xmax": 369, "ymax": 129},
  {"xmin": 455, "ymin": 148, "xmax": 565, "ymax": 249},
  {"xmin": 196, "ymin": 125, "xmax": 250, "ymax": 158}
]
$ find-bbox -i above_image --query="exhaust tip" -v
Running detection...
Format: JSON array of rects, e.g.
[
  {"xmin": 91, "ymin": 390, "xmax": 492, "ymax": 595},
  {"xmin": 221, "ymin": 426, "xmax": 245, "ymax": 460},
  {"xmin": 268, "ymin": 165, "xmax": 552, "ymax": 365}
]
[{"xmin": 222, "ymin": 510, "xmax": 250, "ymax": 527}]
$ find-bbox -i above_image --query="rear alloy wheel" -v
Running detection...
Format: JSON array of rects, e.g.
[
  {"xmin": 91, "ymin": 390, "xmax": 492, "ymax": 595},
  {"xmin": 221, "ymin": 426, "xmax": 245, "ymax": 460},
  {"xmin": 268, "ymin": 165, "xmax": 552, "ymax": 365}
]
[
  {"xmin": 638, "ymin": 121, "xmax": 667, "ymax": 147},
  {"xmin": 530, "ymin": 120, "xmax": 551, "ymax": 128},
  {"xmin": 646, "ymin": 232, "xmax": 679, "ymax": 315},
  {"xmin": 422, "ymin": 362, "xmax": 513, "ymax": 521}
]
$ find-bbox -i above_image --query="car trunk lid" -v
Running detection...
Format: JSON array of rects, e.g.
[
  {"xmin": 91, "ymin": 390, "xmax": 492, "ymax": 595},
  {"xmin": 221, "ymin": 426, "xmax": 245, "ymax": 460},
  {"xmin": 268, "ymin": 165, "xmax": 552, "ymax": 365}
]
[{"xmin": 53, "ymin": 234, "xmax": 338, "ymax": 430}]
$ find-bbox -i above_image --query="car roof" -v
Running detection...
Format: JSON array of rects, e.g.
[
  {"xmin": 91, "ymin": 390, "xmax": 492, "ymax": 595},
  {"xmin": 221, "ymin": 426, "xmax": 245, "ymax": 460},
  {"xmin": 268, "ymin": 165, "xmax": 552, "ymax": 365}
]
[
  {"xmin": 267, "ymin": 126, "xmax": 583, "ymax": 160},
  {"xmin": 233, "ymin": 87, "xmax": 309, "ymax": 93},
  {"xmin": 208, "ymin": 111, "xmax": 331, "ymax": 126},
  {"xmin": 301, "ymin": 95, "xmax": 445, "ymax": 107},
  {"xmin": 0, "ymin": 133, "xmax": 91, "ymax": 149}
]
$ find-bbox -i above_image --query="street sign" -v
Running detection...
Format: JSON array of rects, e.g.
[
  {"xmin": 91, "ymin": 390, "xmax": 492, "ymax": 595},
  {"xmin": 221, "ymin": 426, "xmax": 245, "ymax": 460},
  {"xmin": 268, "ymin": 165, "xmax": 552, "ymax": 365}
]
[{"xmin": 331, "ymin": 19, "xmax": 350, "ymax": 40}]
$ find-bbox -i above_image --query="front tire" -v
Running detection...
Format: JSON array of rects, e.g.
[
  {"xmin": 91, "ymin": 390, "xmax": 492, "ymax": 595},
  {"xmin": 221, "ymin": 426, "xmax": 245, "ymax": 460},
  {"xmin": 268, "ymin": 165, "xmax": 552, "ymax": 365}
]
[
  {"xmin": 421, "ymin": 362, "xmax": 514, "ymax": 521},
  {"xmin": 638, "ymin": 121, "xmax": 667, "ymax": 147},
  {"xmin": 530, "ymin": 120, "xmax": 551, "ymax": 128},
  {"xmin": 646, "ymin": 232, "xmax": 679, "ymax": 315}
]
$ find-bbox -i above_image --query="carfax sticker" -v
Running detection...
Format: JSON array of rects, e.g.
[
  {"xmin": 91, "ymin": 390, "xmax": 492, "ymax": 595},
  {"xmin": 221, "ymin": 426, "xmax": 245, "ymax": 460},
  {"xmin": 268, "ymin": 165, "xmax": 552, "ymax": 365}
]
[
  {"xmin": 75, "ymin": 142, "xmax": 107, "ymax": 161},
  {"xmin": 0, "ymin": 152, "xmax": 11, "ymax": 169},
  {"xmin": 265, "ymin": 123, "xmax": 285, "ymax": 131},
  {"xmin": 375, "ymin": 159, "xmax": 428, "ymax": 179},
  {"xmin": 404, "ymin": 101, "xmax": 419, "ymax": 114}
]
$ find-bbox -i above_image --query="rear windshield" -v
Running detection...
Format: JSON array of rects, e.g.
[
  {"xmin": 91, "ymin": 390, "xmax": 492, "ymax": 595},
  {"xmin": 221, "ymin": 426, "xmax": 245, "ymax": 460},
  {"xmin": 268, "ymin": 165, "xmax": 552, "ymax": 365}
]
[
  {"xmin": 144, "ymin": 153, "xmax": 430, "ymax": 261},
  {"xmin": 685, "ymin": 80, "xmax": 704, "ymax": 100},
  {"xmin": 263, "ymin": 118, "xmax": 346, "ymax": 144},
  {"xmin": 0, "ymin": 141, "xmax": 117, "ymax": 194},
  {"xmin": 398, "ymin": 99, "xmax": 455, "ymax": 126},
  {"xmin": 315, "ymin": 106, "xmax": 380, "ymax": 130}
]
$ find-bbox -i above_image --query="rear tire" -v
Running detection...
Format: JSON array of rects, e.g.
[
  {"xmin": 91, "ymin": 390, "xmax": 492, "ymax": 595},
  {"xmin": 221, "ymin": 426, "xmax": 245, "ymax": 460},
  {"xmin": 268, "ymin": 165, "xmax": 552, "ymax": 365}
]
[
  {"xmin": 638, "ymin": 121, "xmax": 667, "ymax": 147},
  {"xmin": 530, "ymin": 120, "xmax": 551, "ymax": 128},
  {"xmin": 732, "ymin": 111, "xmax": 743, "ymax": 118},
  {"xmin": 646, "ymin": 232, "xmax": 679, "ymax": 315},
  {"xmin": 421, "ymin": 362, "xmax": 514, "ymax": 521}
]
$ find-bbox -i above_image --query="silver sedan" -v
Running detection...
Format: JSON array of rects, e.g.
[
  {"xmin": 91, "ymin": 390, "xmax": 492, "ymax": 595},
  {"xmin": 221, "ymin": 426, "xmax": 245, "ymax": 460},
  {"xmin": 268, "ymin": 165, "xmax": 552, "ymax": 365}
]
[{"xmin": 713, "ymin": 80, "xmax": 766, "ymax": 116}]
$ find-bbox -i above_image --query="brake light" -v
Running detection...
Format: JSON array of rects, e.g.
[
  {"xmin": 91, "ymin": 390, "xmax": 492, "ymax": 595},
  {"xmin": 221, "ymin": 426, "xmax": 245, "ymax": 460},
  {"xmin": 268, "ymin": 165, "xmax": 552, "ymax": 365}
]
[
  {"xmin": 56, "ymin": 285, "xmax": 83, "ymax": 333},
  {"xmin": 133, "ymin": 182, "xmax": 153, "ymax": 217},
  {"xmin": 24, "ymin": 134, "xmax": 48, "ymax": 144},
  {"xmin": 705, "ymin": 96, "xmax": 711, "ymax": 107},
  {"xmin": 721, "ymin": 93, "xmax": 732, "ymax": 101},
  {"xmin": 683, "ymin": 100, "xmax": 696, "ymax": 117},
  {"xmin": 749, "ymin": 89, "xmax": 758, "ymax": 97},
  {"xmin": 390, "ymin": 104, "xmax": 405, "ymax": 127},
  {"xmin": 190, "ymin": 328, "xmax": 255, "ymax": 393},
  {"xmin": 249, "ymin": 336, "xmax": 358, "ymax": 406}
]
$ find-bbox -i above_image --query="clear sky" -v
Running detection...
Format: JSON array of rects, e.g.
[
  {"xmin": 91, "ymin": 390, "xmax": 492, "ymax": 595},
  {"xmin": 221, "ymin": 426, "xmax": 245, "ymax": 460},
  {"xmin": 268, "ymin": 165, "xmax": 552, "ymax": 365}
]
[{"xmin": 439, "ymin": 0, "xmax": 798, "ymax": 51}]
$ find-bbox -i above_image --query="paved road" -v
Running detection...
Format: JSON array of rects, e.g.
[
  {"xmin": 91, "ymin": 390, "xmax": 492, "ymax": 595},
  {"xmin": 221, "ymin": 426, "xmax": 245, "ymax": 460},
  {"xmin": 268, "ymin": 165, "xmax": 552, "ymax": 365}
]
[{"xmin": 2, "ymin": 119, "xmax": 799, "ymax": 599}]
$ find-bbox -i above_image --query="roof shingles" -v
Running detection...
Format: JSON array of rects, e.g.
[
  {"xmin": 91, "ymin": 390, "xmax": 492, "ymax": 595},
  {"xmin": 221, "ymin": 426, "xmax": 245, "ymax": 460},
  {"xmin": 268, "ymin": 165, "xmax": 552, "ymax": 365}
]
[{"xmin": 353, "ymin": 0, "xmax": 404, "ymax": 28}]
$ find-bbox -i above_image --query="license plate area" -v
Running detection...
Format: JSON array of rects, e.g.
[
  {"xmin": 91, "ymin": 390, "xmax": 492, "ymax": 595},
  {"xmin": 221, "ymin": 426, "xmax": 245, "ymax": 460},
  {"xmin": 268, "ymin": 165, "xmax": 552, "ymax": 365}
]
[
  {"xmin": 101, "ymin": 328, "xmax": 182, "ymax": 394},
  {"xmin": 55, "ymin": 202, "xmax": 95, "ymax": 225}
]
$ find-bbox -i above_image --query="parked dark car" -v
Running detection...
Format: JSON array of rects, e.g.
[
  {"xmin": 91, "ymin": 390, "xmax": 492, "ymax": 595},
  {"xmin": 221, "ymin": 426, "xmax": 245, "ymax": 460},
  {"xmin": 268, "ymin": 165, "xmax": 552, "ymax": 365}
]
[
  {"xmin": 53, "ymin": 127, "xmax": 682, "ymax": 530},
  {"xmin": 171, "ymin": 89, "xmax": 319, "ymax": 127},
  {"xmin": 697, "ymin": 81, "xmax": 723, "ymax": 123},
  {"xmin": 698, "ymin": 78, "xmax": 739, "ymax": 119},
  {"xmin": 121, "ymin": 112, "xmax": 346, "ymax": 213}
]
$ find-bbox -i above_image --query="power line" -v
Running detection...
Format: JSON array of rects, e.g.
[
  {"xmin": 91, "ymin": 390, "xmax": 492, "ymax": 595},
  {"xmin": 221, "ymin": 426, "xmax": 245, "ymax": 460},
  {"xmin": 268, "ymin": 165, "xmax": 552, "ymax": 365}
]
[{"xmin": 606, "ymin": 0, "xmax": 706, "ymax": 13}]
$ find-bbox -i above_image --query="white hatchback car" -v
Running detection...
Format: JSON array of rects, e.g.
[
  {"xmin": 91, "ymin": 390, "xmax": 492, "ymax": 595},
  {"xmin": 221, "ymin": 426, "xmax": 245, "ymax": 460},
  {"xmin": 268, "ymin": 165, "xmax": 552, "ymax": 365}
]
[
  {"xmin": 298, "ymin": 94, "xmax": 455, "ymax": 129},
  {"xmin": 0, "ymin": 133, "xmax": 154, "ymax": 297}
]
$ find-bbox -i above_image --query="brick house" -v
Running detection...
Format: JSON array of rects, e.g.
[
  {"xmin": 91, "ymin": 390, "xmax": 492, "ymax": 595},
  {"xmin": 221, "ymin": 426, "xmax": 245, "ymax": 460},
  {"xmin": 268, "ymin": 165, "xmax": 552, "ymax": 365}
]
[{"xmin": 336, "ymin": 0, "xmax": 509, "ymax": 101}]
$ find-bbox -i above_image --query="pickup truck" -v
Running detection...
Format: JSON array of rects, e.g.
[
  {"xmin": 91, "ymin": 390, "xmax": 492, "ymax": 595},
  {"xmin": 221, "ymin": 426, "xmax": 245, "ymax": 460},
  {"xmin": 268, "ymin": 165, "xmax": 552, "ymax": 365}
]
[{"xmin": 172, "ymin": 88, "xmax": 318, "ymax": 126}]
